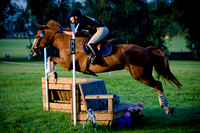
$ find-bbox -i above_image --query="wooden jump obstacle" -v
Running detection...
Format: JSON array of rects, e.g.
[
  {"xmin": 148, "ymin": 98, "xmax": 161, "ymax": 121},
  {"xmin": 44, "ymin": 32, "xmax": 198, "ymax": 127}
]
[{"xmin": 42, "ymin": 77, "xmax": 132, "ymax": 125}]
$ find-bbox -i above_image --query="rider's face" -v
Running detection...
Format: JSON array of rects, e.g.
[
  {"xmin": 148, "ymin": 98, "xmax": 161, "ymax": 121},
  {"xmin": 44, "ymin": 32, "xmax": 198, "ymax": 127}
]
[{"xmin": 70, "ymin": 16, "xmax": 78, "ymax": 23}]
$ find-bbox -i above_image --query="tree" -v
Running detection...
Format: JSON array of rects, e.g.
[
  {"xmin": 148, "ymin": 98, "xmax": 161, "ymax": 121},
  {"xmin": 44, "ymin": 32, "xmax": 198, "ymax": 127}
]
[
  {"xmin": 84, "ymin": 0, "xmax": 169, "ymax": 50},
  {"xmin": 172, "ymin": 0, "xmax": 200, "ymax": 58},
  {"xmin": 27, "ymin": 0, "xmax": 71, "ymax": 27},
  {"xmin": 0, "ymin": 0, "xmax": 15, "ymax": 38}
]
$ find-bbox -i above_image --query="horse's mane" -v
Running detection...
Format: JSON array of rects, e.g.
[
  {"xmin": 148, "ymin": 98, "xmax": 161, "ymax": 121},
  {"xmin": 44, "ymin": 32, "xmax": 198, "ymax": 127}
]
[{"xmin": 47, "ymin": 20, "xmax": 61, "ymax": 30}]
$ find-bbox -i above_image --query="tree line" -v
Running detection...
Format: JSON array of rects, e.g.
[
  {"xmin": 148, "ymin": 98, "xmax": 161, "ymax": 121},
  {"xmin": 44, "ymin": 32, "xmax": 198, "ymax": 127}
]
[{"xmin": 0, "ymin": 0, "xmax": 199, "ymax": 58}]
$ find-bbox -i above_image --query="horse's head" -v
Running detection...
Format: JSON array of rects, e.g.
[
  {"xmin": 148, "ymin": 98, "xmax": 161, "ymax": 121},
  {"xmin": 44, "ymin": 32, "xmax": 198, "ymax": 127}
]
[{"xmin": 30, "ymin": 24, "xmax": 49, "ymax": 56}]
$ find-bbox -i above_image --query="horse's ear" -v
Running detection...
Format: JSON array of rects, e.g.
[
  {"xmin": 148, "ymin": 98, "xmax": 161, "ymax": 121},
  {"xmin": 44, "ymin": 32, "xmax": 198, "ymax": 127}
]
[{"xmin": 36, "ymin": 24, "xmax": 48, "ymax": 30}]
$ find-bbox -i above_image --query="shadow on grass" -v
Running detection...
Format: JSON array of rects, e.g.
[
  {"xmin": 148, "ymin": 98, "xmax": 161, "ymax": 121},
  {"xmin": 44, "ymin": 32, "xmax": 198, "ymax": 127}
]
[
  {"xmin": 95, "ymin": 107, "xmax": 200, "ymax": 132},
  {"xmin": 1, "ymin": 106, "xmax": 199, "ymax": 132}
]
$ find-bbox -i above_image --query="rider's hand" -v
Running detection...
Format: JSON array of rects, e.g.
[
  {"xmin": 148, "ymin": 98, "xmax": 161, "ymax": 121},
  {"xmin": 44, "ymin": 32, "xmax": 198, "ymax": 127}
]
[{"xmin": 58, "ymin": 28, "xmax": 65, "ymax": 32}]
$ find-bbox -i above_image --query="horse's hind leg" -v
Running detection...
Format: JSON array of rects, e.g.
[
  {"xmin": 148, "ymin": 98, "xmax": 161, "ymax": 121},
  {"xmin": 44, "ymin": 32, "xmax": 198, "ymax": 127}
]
[
  {"xmin": 139, "ymin": 77, "xmax": 174, "ymax": 115},
  {"xmin": 127, "ymin": 64, "xmax": 175, "ymax": 115}
]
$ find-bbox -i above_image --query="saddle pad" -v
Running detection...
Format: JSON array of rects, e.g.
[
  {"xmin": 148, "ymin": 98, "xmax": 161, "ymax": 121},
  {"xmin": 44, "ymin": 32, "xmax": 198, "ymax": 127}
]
[{"xmin": 82, "ymin": 38, "xmax": 114, "ymax": 57}]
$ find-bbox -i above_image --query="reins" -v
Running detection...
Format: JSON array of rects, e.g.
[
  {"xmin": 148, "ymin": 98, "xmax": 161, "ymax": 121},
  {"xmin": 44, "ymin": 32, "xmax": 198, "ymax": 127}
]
[{"xmin": 46, "ymin": 30, "xmax": 59, "ymax": 45}]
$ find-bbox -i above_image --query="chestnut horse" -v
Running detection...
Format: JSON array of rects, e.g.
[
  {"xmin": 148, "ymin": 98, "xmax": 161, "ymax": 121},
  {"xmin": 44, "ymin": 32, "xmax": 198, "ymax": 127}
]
[{"xmin": 30, "ymin": 20, "xmax": 182, "ymax": 115}]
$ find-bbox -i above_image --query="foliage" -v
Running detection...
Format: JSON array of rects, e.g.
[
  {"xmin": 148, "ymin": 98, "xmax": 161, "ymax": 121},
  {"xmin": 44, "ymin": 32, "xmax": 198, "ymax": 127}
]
[
  {"xmin": 85, "ymin": 0, "xmax": 154, "ymax": 46},
  {"xmin": 171, "ymin": 0, "xmax": 200, "ymax": 58},
  {"xmin": 27, "ymin": 0, "xmax": 83, "ymax": 28},
  {"xmin": 2, "ymin": 0, "xmax": 200, "ymax": 58},
  {"xmin": 83, "ymin": 0, "xmax": 184, "ymax": 53},
  {"xmin": 0, "ymin": 0, "xmax": 15, "ymax": 38}
]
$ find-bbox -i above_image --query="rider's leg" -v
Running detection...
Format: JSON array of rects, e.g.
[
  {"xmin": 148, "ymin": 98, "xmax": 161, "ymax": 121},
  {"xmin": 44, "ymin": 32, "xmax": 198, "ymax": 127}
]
[
  {"xmin": 87, "ymin": 27, "xmax": 109, "ymax": 64},
  {"xmin": 88, "ymin": 43, "xmax": 99, "ymax": 59}
]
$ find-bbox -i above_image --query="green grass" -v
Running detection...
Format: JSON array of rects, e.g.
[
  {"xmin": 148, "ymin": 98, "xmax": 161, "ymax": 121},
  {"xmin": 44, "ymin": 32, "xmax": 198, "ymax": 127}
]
[
  {"xmin": 0, "ymin": 39, "xmax": 199, "ymax": 132},
  {"xmin": 0, "ymin": 61, "xmax": 200, "ymax": 132},
  {"xmin": 0, "ymin": 37, "xmax": 191, "ymax": 61},
  {"xmin": 0, "ymin": 39, "xmax": 31, "ymax": 60},
  {"xmin": 165, "ymin": 38, "xmax": 191, "ymax": 52}
]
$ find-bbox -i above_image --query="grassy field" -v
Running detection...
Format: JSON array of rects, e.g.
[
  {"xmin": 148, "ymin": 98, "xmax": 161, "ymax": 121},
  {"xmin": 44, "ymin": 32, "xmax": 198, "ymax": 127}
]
[
  {"xmin": 165, "ymin": 38, "xmax": 191, "ymax": 52},
  {"xmin": 0, "ymin": 37, "xmax": 192, "ymax": 60},
  {"xmin": 0, "ymin": 39, "xmax": 199, "ymax": 132},
  {"xmin": 0, "ymin": 39, "xmax": 31, "ymax": 60}
]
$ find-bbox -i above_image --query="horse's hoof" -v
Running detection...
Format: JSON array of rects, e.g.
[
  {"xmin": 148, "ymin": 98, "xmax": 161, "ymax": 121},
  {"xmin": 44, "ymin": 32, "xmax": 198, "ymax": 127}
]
[
  {"xmin": 165, "ymin": 109, "xmax": 169, "ymax": 115},
  {"xmin": 52, "ymin": 71, "xmax": 58, "ymax": 84},
  {"xmin": 169, "ymin": 106, "xmax": 174, "ymax": 115},
  {"xmin": 163, "ymin": 105, "xmax": 174, "ymax": 115},
  {"xmin": 48, "ymin": 56, "xmax": 53, "ymax": 61},
  {"xmin": 48, "ymin": 71, "xmax": 58, "ymax": 84},
  {"xmin": 164, "ymin": 107, "xmax": 169, "ymax": 115}
]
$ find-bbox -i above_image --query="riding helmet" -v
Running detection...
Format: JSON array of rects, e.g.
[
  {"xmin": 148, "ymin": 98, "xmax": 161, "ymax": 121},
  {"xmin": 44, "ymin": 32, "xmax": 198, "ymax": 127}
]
[{"xmin": 69, "ymin": 9, "xmax": 82, "ymax": 18}]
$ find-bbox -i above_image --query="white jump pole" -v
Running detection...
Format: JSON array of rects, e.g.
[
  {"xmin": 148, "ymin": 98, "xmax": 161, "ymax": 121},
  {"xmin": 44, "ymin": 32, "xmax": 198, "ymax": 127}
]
[
  {"xmin": 44, "ymin": 47, "xmax": 49, "ymax": 110},
  {"xmin": 70, "ymin": 23, "xmax": 76, "ymax": 126}
]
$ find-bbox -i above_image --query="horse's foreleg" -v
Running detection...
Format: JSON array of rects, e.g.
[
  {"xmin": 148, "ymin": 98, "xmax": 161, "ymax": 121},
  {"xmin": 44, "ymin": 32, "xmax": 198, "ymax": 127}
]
[
  {"xmin": 47, "ymin": 56, "xmax": 72, "ymax": 83},
  {"xmin": 48, "ymin": 56, "xmax": 71, "ymax": 71},
  {"xmin": 47, "ymin": 57, "xmax": 57, "ymax": 83},
  {"xmin": 47, "ymin": 57, "xmax": 55, "ymax": 73}
]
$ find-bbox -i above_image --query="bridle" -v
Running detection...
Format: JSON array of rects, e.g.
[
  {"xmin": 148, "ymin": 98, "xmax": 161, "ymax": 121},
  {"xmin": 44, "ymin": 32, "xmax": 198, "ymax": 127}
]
[{"xmin": 32, "ymin": 29, "xmax": 59, "ymax": 52}]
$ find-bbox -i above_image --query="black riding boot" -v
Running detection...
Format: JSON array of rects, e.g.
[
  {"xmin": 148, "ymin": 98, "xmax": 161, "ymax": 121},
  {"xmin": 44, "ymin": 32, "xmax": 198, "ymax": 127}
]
[{"xmin": 88, "ymin": 43, "xmax": 101, "ymax": 65}]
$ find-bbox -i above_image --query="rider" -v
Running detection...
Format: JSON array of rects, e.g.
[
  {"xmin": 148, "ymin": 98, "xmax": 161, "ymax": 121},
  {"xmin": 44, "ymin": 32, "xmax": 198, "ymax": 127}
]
[{"xmin": 59, "ymin": 9, "xmax": 109, "ymax": 64}]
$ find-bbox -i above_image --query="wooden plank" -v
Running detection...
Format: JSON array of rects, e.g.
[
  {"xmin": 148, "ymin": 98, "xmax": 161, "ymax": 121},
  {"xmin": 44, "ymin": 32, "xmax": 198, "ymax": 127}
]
[
  {"xmin": 108, "ymin": 98, "xmax": 114, "ymax": 112},
  {"xmin": 51, "ymin": 100, "xmax": 70, "ymax": 104},
  {"xmin": 79, "ymin": 83, "xmax": 88, "ymax": 112},
  {"xmin": 42, "ymin": 77, "xmax": 98, "ymax": 84},
  {"xmin": 49, "ymin": 102, "xmax": 71, "ymax": 110},
  {"xmin": 72, "ymin": 120, "xmax": 112, "ymax": 125},
  {"xmin": 85, "ymin": 94, "xmax": 113, "ymax": 99},
  {"xmin": 43, "ymin": 103, "xmax": 85, "ymax": 112},
  {"xmin": 80, "ymin": 104, "xmax": 86, "ymax": 111},
  {"xmin": 42, "ymin": 78, "xmax": 73, "ymax": 84},
  {"xmin": 43, "ymin": 107, "xmax": 71, "ymax": 112},
  {"xmin": 79, "ymin": 111, "xmax": 111, "ymax": 114},
  {"xmin": 50, "ymin": 108, "xmax": 71, "ymax": 112},
  {"xmin": 42, "ymin": 83, "xmax": 71, "ymax": 90},
  {"xmin": 72, "ymin": 113, "xmax": 113, "ymax": 121}
]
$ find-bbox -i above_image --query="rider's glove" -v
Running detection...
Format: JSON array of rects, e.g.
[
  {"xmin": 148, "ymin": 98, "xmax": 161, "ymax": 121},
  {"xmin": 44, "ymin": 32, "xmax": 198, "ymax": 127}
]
[{"xmin": 58, "ymin": 28, "xmax": 65, "ymax": 32}]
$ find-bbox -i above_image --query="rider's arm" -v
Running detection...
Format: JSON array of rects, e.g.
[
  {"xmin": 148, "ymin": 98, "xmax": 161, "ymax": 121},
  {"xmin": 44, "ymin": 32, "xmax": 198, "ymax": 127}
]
[{"xmin": 63, "ymin": 30, "xmax": 80, "ymax": 36}]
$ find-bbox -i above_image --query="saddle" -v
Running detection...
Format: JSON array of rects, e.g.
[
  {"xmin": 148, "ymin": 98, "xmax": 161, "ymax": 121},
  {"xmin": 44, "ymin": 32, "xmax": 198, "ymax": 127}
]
[
  {"xmin": 82, "ymin": 37, "xmax": 115, "ymax": 76},
  {"xmin": 83, "ymin": 38, "xmax": 115, "ymax": 57}
]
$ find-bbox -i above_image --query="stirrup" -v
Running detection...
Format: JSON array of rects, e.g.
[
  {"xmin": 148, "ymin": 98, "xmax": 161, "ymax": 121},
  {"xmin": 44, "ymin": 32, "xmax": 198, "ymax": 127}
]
[
  {"xmin": 91, "ymin": 56, "xmax": 97, "ymax": 65},
  {"xmin": 91, "ymin": 56, "xmax": 101, "ymax": 65}
]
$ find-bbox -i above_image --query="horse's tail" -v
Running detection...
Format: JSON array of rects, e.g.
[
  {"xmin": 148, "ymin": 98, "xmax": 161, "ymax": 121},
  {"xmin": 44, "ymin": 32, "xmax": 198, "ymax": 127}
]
[{"xmin": 147, "ymin": 46, "xmax": 182, "ymax": 89}]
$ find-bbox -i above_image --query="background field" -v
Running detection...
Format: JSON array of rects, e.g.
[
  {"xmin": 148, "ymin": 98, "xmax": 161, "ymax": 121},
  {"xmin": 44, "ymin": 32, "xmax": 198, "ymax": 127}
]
[
  {"xmin": 0, "ymin": 37, "xmax": 192, "ymax": 61},
  {"xmin": 0, "ymin": 39, "xmax": 199, "ymax": 132},
  {"xmin": 165, "ymin": 38, "xmax": 191, "ymax": 52},
  {"xmin": 0, "ymin": 39, "xmax": 31, "ymax": 60}
]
